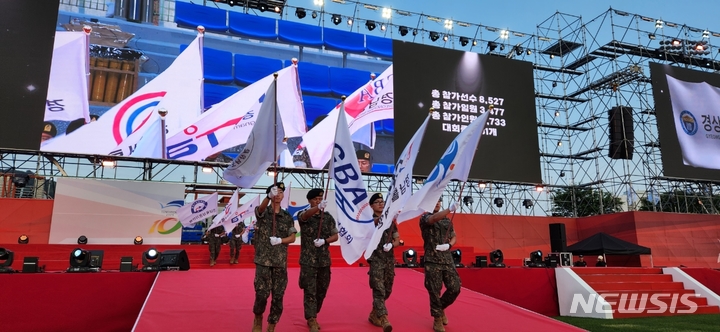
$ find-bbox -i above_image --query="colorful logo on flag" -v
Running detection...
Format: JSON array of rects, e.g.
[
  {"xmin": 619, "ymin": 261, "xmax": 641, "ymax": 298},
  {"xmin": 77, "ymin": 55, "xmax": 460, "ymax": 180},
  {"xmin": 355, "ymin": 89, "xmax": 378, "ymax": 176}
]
[
  {"xmin": 191, "ymin": 200, "xmax": 208, "ymax": 213},
  {"xmin": 149, "ymin": 217, "xmax": 183, "ymax": 234},
  {"xmin": 426, "ymin": 141, "xmax": 458, "ymax": 186},
  {"xmin": 113, "ymin": 92, "xmax": 167, "ymax": 144},
  {"xmin": 679, "ymin": 110, "xmax": 698, "ymax": 136}
]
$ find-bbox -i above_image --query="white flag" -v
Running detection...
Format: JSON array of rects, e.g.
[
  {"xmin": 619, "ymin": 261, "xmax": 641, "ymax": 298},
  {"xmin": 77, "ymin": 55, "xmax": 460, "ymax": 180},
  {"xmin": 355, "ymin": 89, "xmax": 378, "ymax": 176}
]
[
  {"xmin": 223, "ymin": 79, "xmax": 285, "ymax": 188},
  {"xmin": 45, "ymin": 31, "xmax": 90, "ymax": 123},
  {"xmin": 209, "ymin": 194, "xmax": 261, "ymax": 234},
  {"xmin": 666, "ymin": 75, "xmax": 720, "ymax": 169},
  {"xmin": 130, "ymin": 113, "xmax": 164, "ymax": 158},
  {"xmin": 165, "ymin": 66, "xmax": 305, "ymax": 161},
  {"xmin": 398, "ymin": 111, "xmax": 490, "ymax": 222},
  {"xmin": 330, "ymin": 101, "xmax": 376, "ymax": 264},
  {"xmin": 177, "ymin": 193, "xmax": 218, "ymax": 227},
  {"xmin": 300, "ymin": 65, "xmax": 393, "ymax": 168},
  {"xmin": 364, "ymin": 115, "xmax": 429, "ymax": 259},
  {"xmin": 42, "ymin": 33, "xmax": 204, "ymax": 156},
  {"xmin": 209, "ymin": 190, "xmax": 239, "ymax": 231}
]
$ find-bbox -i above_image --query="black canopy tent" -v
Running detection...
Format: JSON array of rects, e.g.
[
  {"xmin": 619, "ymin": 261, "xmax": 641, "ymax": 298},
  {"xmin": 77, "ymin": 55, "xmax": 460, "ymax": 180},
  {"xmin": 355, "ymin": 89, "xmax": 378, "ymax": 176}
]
[{"xmin": 566, "ymin": 232, "xmax": 652, "ymax": 266}]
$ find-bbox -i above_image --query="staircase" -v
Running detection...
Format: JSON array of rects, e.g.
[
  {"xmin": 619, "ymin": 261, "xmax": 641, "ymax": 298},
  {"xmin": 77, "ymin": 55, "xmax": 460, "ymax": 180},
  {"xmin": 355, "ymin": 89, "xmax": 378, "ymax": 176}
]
[{"xmin": 574, "ymin": 267, "xmax": 720, "ymax": 318}]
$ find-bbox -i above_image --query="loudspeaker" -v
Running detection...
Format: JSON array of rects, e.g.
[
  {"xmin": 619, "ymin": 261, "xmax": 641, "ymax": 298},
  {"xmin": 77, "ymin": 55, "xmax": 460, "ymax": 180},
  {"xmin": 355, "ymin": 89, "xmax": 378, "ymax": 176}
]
[
  {"xmin": 159, "ymin": 249, "xmax": 190, "ymax": 271},
  {"xmin": 120, "ymin": 256, "xmax": 134, "ymax": 272},
  {"xmin": 549, "ymin": 223, "xmax": 567, "ymax": 253},
  {"xmin": 608, "ymin": 106, "xmax": 634, "ymax": 160},
  {"xmin": 475, "ymin": 256, "xmax": 488, "ymax": 267},
  {"xmin": 22, "ymin": 257, "xmax": 40, "ymax": 273}
]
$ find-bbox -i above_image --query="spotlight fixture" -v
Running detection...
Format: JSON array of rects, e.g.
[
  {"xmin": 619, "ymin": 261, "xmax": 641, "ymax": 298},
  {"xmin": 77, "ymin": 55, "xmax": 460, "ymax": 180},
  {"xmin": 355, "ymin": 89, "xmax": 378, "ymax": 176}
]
[
  {"xmin": 12, "ymin": 173, "xmax": 29, "ymax": 188},
  {"xmin": 67, "ymin": 248, "xmax": 104, "ymax": 272},
  {"xmin": 347, "ymin": 18, "xmax": 353, "ymax": 25},
  {"xmin": 550, "ymin": 54, "xmax": 555, "ymax": 59},
  {"xmin": 0, "ymin": 248, "xmax": 14, "ymax": 273},
  {"xmin": 18, "ymin": 234, "xmax": 29, "ymax": 244},
  {"xmin": 311, "ymin": 11, "xmax": 318, "ymax": 19},
  {"xmin": 655, "ymin": 19, "xmax": 663, "ymax": 29},
  {"xmin": 313, "ymin": 0, "xmax": 324, "ymax": 6},
  {"xmin": 259, "ymin": 3, "xmax": 267, "ymax": 12},
  {"xmin": 554, "ymin": 111, "xmax": 560, "ymax": 117},
  {"xmin": 331, "ymin": 14, "xmax": 342, "ymax": 25},
  {"xmin": 202, "ymin": 166, "xmax": 213, "ymax": 173},
  {"xmin": 442, "ymin": 35, "xmax": 448, "ymax": 42},
  {"xmin": 552, "ymin": 81, "xmax": 558, "ymax": 88},
  {"xmin": 429, "ymin": 31, "xmax": 440, "ymax": 41},
  {"xmin": 535, "ymin": 185, "xmax": 544, "ymax": 192},
  {"xmin": 101, "ymin": 160, "xmax": 116, "ymax": 168},
  {"xmin": 412, "ymin": 29, "xmax": 418, "ymax": 36},
  {"xmin": 489, "ymin": 249, "xmax": 505, "ymax": 267},
  {"xmin": 522, "ymin": 199, "xmax": 534, "ymax": 209},
  {"xmin": 557, "ymin": 140, "xmax": 562, "ymax": 147},
  {"xmin": 399, "ymin": 26, "xmax": 409, "ymax": 36},
  {"xmin": 451, "ymin": 249, "xmax": 463, "ymax": 267},
  {"xmin": 472, "ymin": 39, "xmax": 477, "ymax": 46},
  {"xmin": 227, "ymin": 0, "xmax": 237, "ymax": 6},
  {"xmin": 529, "ymin": 250, "xmax": 545, "ymax": 267},
  {"xmin": 648, "ymin": 33, "xmax": 656, "ymax": 40},
  {"xmin": 77, "ymin": 235, "xmax": 88, "ymax": 245},
  {"xmin": 134, "ymin": 236, "xmax": 144, "ymax": 245},
  {"xmin": 526, "ymin": 49, "xmax": 532, "ymax": 55},
  {"xmin": 500, "ymin": 44, "xmax": 505, "ymax": 51},
  {"xmin": 515, "ymin": 46, "xmax": 524, "ymax": 56},
  {"xmin": 365, "ymin": 20, "xmax": 376, "ymax": 31},
  {"xmin": 478, "ymin": 182, "xmax": 487, "ymax": 189},
  {"xmin": 295, "ymin": 8, "xmax": 306, "ymax": 19},
  {"xmin": 142, "ymin": 248, "xmax": 161, "ymax": 271},
  {"xmin": 703, "ymin": 30, "xmax": 710, "ymax": 39},
  {"xmin": 487, "ymin": 41, "xmax": 498, "ymax": 52},
  {"xmin": 493, "ymin": 197, "xmax": 504, "ymax": 208},
  {"xmin": 559, "ymin": 171, "xmax": 565, "ymax": 177},
  {"xmin": 142, "ymin": 249, "xmax": 190, "ymax": 271},
  {"xmin": 274, "ymin": 6, "xmax": 280, "ymax": 13},
  {"xmin": 463, "ymin": 196, "xmax": 474, "ymax": 206},
  {"xmin": 402, "ymin": 249, "xmax": 418, "ymax": 267},
  {"xmin": 380, "ymin": 24, "xmax": 386, "ymax": 31}
]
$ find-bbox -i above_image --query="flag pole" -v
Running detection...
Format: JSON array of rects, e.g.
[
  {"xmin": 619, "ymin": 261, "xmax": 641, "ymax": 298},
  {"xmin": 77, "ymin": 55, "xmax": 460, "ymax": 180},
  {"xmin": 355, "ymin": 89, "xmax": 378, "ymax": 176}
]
[
  {"xmin": 82, "ymin": 25, "xmax": 92, "ymax": 109},
  {"xmin": 272, "ymin": 72, "xmax": 279, "ymax": 236},
  {"xmin": 197, "ymin": 26, "xmax": 206, "ymax": 113},
  {"xmin": 445, "ymin": 180, "xmax": 465, "ymax": 243},
  {"xmin": 317, "ymin": 95, "xmax": 344, "ymax": 240},
  {"xmin": 158, "ymin": 108, "xmax": 168, "ymax": 159}
]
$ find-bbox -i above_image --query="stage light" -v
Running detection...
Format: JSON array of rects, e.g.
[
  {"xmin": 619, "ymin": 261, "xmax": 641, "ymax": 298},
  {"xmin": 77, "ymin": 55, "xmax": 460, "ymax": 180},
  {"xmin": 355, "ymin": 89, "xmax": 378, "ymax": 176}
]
[
  {"xmin": 295, "ymin": 8, "xmax": 306, "ymax": 19},
  {"xmin": 557, "ymin": 140, "xmax": 562, "ymax": 147},
  {"xmin": 311, "ymin": 11, "xmax": 318, "ymax": 19},
  {"xmin": 313, "ymin": 0, "xmax": 324, "ymax": 6},
  {"xmin": 142, "ymin": 248, "xmax": 160, "ymax": 271},
  {"xmin": 399, "ymin": 26, "xmax": 409, "ymax": 36},
  {"xmin": 703, "ymin": 30, "xmax": 710, "ymax": 39},
  {"xmin": 382, "ymin": 7, "xmax": 391, "ymax": 19},
  {"xmin": 526, "ymin": 49, "xmax": 532, "ymax": 55},
  {"xmin": 202, "ymin": 166, "xmax": 213, "ymax": 173},
  {"xmin": 0, "ymin": 248, "xmax": 14, "ymax": 273},
  {"xmin": 134, "ymin": 236, "xmax": 144, "ymax": 245},
  {"xmin": 12, "ymin": 173, "xmax": 29, "ymax": 188},
  {"xmin": 78, "ymin": 235, "xmax": 88, "ymax": 244},
  {"xmin": 529, "ymin": 250, "xmax": 545, "ymax": 267},
  {"xmin": 101, "ymin": 160, "xmax": 116, "ymax": 168},
  {"xmin": 487, "ymin": 41, "xmax": 497, "ymax": 52},
  {"xmin": 554, "ymin": 110, "xmax": 560, "ymax": 117},
  {"xmin": 655, "ymin": 19, "xmax": 663, "ymax": 29},
  {"xmin": 500, "ymin": 44, "xmax": 505, "ymax": 51},
  {"xmin": 550, "ymin": 54, "xmax": 555, "ymax": 59},
  {"xmin": 403, "ymin": 249, "xmax": 418, "ymax": 267},
  {"xmin": 347, "ymin": 18, "xmax": 353, "ymax": 25},
  {"xmin": 274, "ymin": 6, "xmax": 280, "ymax": 13},
  {"xmin": 259, "ymin": 4, "xmax": 267, "ymax": 12},
  {"xmin": 18, "ymin": 234, "xmax": 29, "ymax": 244},
  {"xmin": 331, "ymin": 14, "xmax": 342, "ymax": 25},
  {"xmin": 671, "ymin": 39, "xmax": 681, "ymax": 47},
  {"xmin": 442, "ymin": 35, "xmax": 448, "ymax": 42},
  {"xmin": 648, "ymin": 33, "xmax": 656, "ymax": 40},
  {"xmin": 522, "ymin": 199, "xmax": 534, "ymax": 209},
  {"xmin": 227, "ymin": 0, "xmax": 237, "ymax": 6},
  {"xmin": 142, "ymin": 248, "xmax": 190, "ymax": 271},
  {"xmin": 68, "ymin": 248, "xmax": 104, "ymax": 272},
  {"xmin": 451, "ymin": 249, "xmax": 463, "ymax": 267},
  {"xmin": 365, "ymin": 20, "xmax": 376, "ymax": 31},
  {"xmin": 493, "ymin": 197, "xmax": 504, "ymax": 208},
  {"xmin": 535, "ymin": 185, "xmax": 544, "ymax": 192},
  {"xmin": 478, "ymin": 182, "xmax": 486, "ymax": 189},
  {"xmin": 380, "ymin": 24, "xmax": 386, "ymax": 31},
  {"xmin": 560, "ymin": 171, "xmax": 565, "ymax": 177},
  {"xmin": 489, "ymin": 249, "xmax": 505, "ymax": 267},
  {"xmin": 500, "ymin": 29, "xmax": 509, "ymax": 39},
  {"xmin": 429, "ymin": 32, "xmax": 440, "ymax": 41},
  {"xmin": 463, "ymin": 196, "xmax": 474, "ymax": 206},
  {"xmin": 412, "ymin": 29, "xmax": 418, "ymax": 36},
  {"xmin": 444, "ymin": 19, "xmax": 453, "ymax": 30},
  {"xmin": 472, "ymin": 39, "xmax": 477, "ymax": 46},
  {"xmin": 515, "ymin": 46, "xmax": 524, "ymax": 56}
]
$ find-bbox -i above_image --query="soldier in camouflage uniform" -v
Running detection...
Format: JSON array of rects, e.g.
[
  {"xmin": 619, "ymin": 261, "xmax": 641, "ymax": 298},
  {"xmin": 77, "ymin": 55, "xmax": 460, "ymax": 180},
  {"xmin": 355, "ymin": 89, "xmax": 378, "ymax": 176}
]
[
  {"xmin": 206, "ymin": 226, "xmax": 225, "ymax": 267},
  {"xmin": 420, "ymin": 198, "xmax": 460, "ymax": 332},
  {"xmin": 228, "ymin": 222, "xmax": 245, "ymax": 264},
  {"xmin": 367, "ymin": 193, "xmax": 399, "ymax": 332},
  {"xmin": 297, "ymin": 188, "xmax": 339, "ymax": 332},
  {"xmin": 252, "ymin": 182, "xmax": 296, "ymax": 332}
]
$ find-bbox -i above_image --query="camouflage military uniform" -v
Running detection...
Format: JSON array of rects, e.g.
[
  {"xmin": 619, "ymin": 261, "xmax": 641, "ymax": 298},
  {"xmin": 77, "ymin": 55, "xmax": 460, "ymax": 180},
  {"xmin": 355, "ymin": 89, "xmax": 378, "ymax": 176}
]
[
  {"xmin": 253, "ymin": 206, "xmax": 297, "ymax": 324},
  {"xmin": 298, "ymin": 209, "xmax": 339, "ymax": 320},
  {"xmin": 207, "ymin": 226, "xmax": 224, "ymax": 261},
  {"xmin": 420, "ymin": 213, "xmax": 461, "ymax": 318},
  {"xmin": 229, "ymin": 223, "xmax": 245, "ymax": 262},
  {"xmin": 367, "ymin": 216, "xmax": 400, "ymax": 318}
]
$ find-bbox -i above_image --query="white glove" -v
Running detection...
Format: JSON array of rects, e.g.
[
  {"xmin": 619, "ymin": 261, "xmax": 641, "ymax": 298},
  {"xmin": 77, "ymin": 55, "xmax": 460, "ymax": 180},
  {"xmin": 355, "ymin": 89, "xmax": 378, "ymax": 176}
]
[
  {"xmin": 269, "ymin": 236, "xmax": 282, "ymax": 246},
  {"xmin": 448, "ymin": 202, "xmax": 458, "ymax": 212},
  {"xmin": 268, "ymin": 187, "xmax": 279, "ymax": 199},
  {"xmin": 318, "ymin": 200, "xmax": 328, "ymax": 210},
  {"xmin": 436, "ymin": 244, "xmax": 450, "ymax": 251},
  {"xmin": 383, "ymin": 243, "xmax": 393, "ymax": 252},
  {"xmin": 313, "ymin": 238, "xmax": 325, "ymax": 247}
]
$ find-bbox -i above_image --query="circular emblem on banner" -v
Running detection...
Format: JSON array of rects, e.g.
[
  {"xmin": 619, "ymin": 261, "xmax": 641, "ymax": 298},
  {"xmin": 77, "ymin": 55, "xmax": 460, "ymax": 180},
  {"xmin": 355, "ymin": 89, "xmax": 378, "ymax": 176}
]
[
  {"xmin": 679, "ymin": 110, "xmax": 698, "ymax": 136},
  {"xmin": 112, "ymin": 91, "xmax": 167, "ymax": 144},
  {"xmin": 192, "ymin": 200, "xmax": 208, "ymax": 213}
]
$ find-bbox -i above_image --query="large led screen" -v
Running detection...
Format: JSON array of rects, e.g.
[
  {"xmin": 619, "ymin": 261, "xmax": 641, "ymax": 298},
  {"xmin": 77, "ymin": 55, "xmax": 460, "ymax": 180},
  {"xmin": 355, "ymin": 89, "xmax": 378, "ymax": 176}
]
[
  {"xmin": 393, "ymin": 40, "xmax": 542, "ymax": 183},
  {"xmin": 650, "ymin": 62, "xmax": 720, "ymax": 181}
]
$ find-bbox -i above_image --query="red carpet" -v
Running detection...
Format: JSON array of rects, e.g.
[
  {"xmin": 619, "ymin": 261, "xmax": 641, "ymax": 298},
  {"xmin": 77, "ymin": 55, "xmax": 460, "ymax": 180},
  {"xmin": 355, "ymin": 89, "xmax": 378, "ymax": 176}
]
[{"xmin": 133, "ymin": 268, "xmax": 582, "ymax": 332}]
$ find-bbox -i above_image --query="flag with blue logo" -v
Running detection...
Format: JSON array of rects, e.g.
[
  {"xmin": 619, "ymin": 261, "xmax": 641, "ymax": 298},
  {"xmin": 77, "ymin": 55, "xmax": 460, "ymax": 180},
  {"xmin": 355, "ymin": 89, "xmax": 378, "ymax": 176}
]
[
  {"xmin": 177, "ymin": 192, "xmax": 218, "ymax": 227},
  {"xmin": 330, "ymin": 101, "xmax": 376, "ymax": 264},
  {"xmin": 398, "ymin": 111, "xmax": 490, "ymax": 222},
  {"xmin": 364, "ymin": 114, "xmax": 430, "ymax": 259}
]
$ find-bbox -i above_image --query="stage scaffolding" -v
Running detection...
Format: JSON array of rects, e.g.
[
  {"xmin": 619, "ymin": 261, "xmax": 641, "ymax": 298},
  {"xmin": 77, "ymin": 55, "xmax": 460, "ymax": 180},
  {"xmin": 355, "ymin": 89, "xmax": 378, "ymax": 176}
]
[{"xmin": 11, "ymin": 3, "xmax": 720, "ymax": 215}]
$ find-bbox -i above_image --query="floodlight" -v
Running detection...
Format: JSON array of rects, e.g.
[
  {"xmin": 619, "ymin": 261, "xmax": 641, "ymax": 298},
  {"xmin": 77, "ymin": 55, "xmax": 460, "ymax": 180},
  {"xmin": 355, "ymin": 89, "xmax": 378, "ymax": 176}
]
[
  {"xmin": 489, "ymin": 249, "xmax": 505, "ymax": 267},
  {"xmin": 463, "ymin": 196, "xmax": 474, "ymax": 206},
  {"xmin": 134, "ymin": 236, "xmax": 144, "ymax": 245},
  {"xmin": 403, "ymin": 249, "xmax": 418, "ymax": 267},
  {"xmin": 522, "ymin": 199, "xmax": 534, "ymax": 209},
  {"xmin": 459, "ymin": 37, "xmax": 469, "ymax": 47},
  {"xmin": 442, "ymin": 35, "xmax": 448, "ymax": 42},
  {"xmin": 67, "ymin": 248, "xmax": 104, "ymax": 272},
  {"xmin": 331, "ymin": 14, "xmax": 342, "ymax": 25},
  {"xmin": 429, "ymin": 32, "xmax": 440, "ymax": 41},
  {"xmin": 78, "ymin": 235, "xmax": 88, "ymax": 244},
  {"xmin": 311, "ymin": 11, "xmax": 318, "ymax": 19},
  {"xmin": 493, "ymin": 197, "xmax": 504, "ymax": 207},
  {"xmin": 399, "ymin": 26, "xmax": 409, "ymax": 36},
  {"xmin": 295, "ymin": 8, "xmax": 306, "ymax": 19},
  {"xmin": 451, "ymin": 249, "xmax": 463, "ymax": 267},
  {"xmin": 18, "ymin": 234, "xmax": 29, "ymax": 244},
  {"xmin": 365, "ymin": 20, "xmax": 376, "ymax": 31},
  {"xmin": 380, "ymin": 24, "xmax": 386, "ymax": 31}
]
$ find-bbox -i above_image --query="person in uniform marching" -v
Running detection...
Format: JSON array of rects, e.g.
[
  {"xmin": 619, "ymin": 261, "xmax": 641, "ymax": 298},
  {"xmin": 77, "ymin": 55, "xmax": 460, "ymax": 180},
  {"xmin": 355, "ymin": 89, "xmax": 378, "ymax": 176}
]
[{"xmin": 366, "ymin": 193, "xmax": 400, "ymax": 332}]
